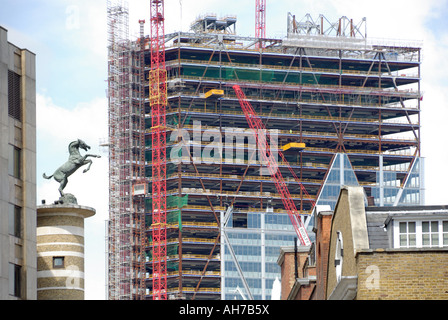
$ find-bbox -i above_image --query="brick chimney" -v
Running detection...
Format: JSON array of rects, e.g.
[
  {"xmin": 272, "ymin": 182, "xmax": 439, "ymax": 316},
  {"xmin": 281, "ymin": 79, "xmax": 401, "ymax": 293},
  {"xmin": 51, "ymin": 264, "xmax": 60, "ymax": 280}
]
[
  {"xmin": 277, "ymin": 242, "xmax": 311, "ymax": 300},
  {"xmin": 313, "ymin": 210, "xmax": 333, "ymax": 300}
]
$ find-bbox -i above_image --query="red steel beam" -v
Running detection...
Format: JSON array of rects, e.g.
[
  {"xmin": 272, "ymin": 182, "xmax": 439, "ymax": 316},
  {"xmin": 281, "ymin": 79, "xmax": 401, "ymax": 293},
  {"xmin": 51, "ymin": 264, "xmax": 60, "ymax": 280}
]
[{"xmin": 233, "ymin": 84, "xmax": 311, "ymax": 246}]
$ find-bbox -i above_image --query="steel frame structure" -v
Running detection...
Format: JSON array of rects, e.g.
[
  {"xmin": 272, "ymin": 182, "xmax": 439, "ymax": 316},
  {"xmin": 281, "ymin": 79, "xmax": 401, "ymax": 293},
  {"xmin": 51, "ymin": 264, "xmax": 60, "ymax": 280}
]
[
  {"xmin": 156, "ymin": 22, "xmax": 421, "ymax": 298},
  {"xmin": 107, "ymin": 0, "xmax": 132, "ymax": 300},
  {"xmin": 107, "ymin": 0, "xmax": 147, "ymax": 300},
  {"xmin": 107, "ymin": 8, "xmax": 423, "ymax": 299}
]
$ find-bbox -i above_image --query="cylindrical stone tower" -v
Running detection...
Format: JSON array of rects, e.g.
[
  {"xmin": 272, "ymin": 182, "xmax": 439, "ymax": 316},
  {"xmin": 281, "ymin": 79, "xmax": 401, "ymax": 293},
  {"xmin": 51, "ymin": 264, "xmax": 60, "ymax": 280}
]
[{"xmin": 36, "ymin": 204, "xmax": 95, "ymax": 300}]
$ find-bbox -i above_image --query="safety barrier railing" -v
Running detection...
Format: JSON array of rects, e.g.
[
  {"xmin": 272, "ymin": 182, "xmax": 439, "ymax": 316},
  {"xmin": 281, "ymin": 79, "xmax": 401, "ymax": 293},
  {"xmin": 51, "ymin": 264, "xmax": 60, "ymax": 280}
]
[
  {"xmin": 174, "ymin": 75, "xmax": 420, "ymax": 98},
  {"xmin": 170, "ymin": 107, "xmax": 418, "ymax": 126},
  {"xmin": 167, "ymin": 58, "xmax": 419, "ymax": 79},
  {"xmin": 166, "ymin": 90, "xmax": 420, "ymax": 110}
]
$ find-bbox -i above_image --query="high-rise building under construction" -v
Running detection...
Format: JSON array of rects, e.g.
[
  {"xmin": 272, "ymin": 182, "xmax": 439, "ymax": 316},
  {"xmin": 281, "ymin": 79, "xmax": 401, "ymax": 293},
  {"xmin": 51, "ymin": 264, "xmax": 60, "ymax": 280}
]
[{"xmin": 107, "ymin": 1, "xmax": 423, "ymax": 300}]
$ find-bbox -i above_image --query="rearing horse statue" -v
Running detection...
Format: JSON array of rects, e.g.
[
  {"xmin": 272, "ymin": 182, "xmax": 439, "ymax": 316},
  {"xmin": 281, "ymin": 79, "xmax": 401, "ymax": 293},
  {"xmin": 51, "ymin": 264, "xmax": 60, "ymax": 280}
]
[{"xmin": 43, "ymin": 139, "xmax": 101, "ymax": 197}]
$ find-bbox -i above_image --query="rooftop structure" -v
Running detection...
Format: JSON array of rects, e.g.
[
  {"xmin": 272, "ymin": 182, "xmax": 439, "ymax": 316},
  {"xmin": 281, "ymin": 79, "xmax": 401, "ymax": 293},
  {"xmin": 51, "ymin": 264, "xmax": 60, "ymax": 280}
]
[{"xmin": 106, "ymin": 3, "xmax": 424, "ymax": 300}]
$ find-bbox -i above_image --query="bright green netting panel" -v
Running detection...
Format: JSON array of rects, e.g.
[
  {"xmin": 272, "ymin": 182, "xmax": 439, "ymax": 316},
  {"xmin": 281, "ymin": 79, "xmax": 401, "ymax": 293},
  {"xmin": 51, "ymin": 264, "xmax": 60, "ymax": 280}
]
[
  {"xmin": 145, "ymin": 195, "xmax": 188, "ymax": 230},
  {"xmin": 167, "ymin": 261, "xmax": 179, "ymax": 271},
  {"xmin": 146, "ymin": 244, "xmax": 180, "ymax": 271},
  {"xmin": 167, "ymin": 114, "xmax": 191, "ymax": 126},
  {"xmin": 182, "ymin": 65, "xmax": 321, "ymax": 84}
]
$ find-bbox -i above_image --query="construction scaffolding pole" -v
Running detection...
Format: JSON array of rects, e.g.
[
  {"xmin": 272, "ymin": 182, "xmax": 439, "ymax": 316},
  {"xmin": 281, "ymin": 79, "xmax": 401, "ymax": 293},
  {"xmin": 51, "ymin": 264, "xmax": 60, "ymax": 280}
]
[
  {"xmin": 130, "ymin": 18, "xmax": 147, "ymax": 300},
  {"xmin": 150, "ymin": 0, "xmax": 168, "ymax": 300},
  {"xmin": 107, "ymin": 0, "xmax": 133, "ymax": 300}
]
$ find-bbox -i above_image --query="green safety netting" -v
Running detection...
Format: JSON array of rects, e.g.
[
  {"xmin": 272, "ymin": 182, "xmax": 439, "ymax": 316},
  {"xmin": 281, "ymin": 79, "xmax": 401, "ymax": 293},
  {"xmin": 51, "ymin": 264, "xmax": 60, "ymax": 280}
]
[
  {"xmin": 146, "ymin": 115, "xmax": 192, "ymax": 136},
  {"xmin": 146, "ymin": 245, "xmax": 180, "ymax": 271},
  {"xmin": 182, "ymin": 66, "xmax": 321, "ymax": 85},
  {"xmin": 146, "ymin": 195, "xmax": 189, "ymax": 230},
  {"xmin": 146, "ymin": 194, "xmax": 188, "ymax": 210}
]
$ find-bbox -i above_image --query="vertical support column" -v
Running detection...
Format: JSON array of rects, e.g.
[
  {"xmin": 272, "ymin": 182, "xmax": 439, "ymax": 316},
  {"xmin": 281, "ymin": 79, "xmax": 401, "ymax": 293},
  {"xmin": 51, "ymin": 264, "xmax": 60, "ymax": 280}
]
[
  {"xmin": 150, "ymin": 0, "xmax": 167, "ymax": 300},
  {"xmin": 339, "ymin": 153, "xmax": 344, "ymax": 187},
  {"xmin": 261, "ymin": 209, "xmax": 266, "ymax": 299},
  {"xmin": 220, "ymin": 210, "xmax": 226, "ymax": 300},
  {"xmin": 379, "ymin": 154, "xmax": 384, "ymax": 206}
]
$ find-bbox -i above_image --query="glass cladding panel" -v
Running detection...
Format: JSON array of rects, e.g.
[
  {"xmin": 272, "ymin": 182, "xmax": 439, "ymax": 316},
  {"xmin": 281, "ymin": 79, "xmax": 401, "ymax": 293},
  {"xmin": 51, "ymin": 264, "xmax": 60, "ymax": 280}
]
[
  {"xmin": 224, "ymin": 216, "xmax": 295, "ymax": 299},
  {"xmin": 248, "ymin": 213, "xmax": 261, "ymax": 228},
  {"xmin": 398, "ymin": 158, "xmax": 423, "ymax": 205}
]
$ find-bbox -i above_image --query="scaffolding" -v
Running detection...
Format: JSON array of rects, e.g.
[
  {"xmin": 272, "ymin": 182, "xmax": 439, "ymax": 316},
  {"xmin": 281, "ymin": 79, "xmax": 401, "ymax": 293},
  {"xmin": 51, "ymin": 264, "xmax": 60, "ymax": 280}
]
[{"xmin": 107, "ymin": 0, "xmax": 146, "ymax": 300}]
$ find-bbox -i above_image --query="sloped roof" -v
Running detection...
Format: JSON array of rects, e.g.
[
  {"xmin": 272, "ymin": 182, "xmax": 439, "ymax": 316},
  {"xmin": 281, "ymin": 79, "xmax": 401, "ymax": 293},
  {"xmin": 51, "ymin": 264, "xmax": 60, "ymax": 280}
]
[{"xmin": 365, "ymin": 211, "xmax": 389, "ymax": 249}]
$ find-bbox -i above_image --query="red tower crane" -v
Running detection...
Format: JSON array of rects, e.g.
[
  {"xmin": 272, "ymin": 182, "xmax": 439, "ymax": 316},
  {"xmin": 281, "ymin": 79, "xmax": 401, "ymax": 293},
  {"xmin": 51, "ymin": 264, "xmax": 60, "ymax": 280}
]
[
  {"xmin": 233, "ymin": 84, "xmax": 312, "ymax": 246},
  {"xmin": 255, "ymin": 0, "xmax": 266, "ymax": 48},
  {"xmin": 150, "ymin": 0, "xmax": 168, "ymax": 300}
]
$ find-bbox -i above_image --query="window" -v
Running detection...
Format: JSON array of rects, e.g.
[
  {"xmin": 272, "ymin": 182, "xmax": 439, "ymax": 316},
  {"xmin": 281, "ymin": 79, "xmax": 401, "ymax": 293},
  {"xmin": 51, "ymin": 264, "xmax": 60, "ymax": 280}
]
[
  {"xmin": 53, "ymin": 257, "xmax": 65, "ymax": 269},
  {"xmin": 395, "ymin": 220, "xmax": 448, "ymax": 248},
  {"xmin": 9, "ymin": 264, "xmax": 21, "ymax": 298},
  {"xmin": 8, "ymin": 204, "xmax": 22, "ymax": 238},
  {"xmin": 399, "ymin": 221, "xmax": 416, "ymax": 248},
  {"xmin": 422, "ymin": 221, "xmax": 439, "ymax": 247},
  {"xmin": 8, "ymin": 70, "xmax": 22, "ymax": 121},
  {"xmin": 8, "ymin": 145, "xmax": 21, "ymax": 179}
]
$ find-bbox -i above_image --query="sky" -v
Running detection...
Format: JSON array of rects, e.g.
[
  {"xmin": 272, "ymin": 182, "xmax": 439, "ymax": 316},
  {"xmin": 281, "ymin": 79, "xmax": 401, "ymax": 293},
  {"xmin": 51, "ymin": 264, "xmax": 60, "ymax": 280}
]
[{"xmin": 1, "ymin": 0, "xmax": 447, "ymax": 300}]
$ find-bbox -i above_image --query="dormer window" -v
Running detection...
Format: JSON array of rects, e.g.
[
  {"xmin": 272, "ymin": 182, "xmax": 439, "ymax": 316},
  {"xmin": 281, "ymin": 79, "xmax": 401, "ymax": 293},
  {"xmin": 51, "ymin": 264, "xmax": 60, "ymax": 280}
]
[
  {"xmin": 394, "ymin": 219, "xmax": 448, "ymax": 248},
  {"xmin": 399, "ymin": 221, "xmax": 416, "ymax": 248}
]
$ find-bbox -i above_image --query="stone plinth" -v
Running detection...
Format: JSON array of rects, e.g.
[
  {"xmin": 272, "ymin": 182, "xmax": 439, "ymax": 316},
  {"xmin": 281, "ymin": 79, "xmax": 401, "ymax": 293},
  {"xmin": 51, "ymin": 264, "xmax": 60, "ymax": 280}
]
[{"xmin": 36, "ymin": 204, "xmax": 95, "ymax": 300}]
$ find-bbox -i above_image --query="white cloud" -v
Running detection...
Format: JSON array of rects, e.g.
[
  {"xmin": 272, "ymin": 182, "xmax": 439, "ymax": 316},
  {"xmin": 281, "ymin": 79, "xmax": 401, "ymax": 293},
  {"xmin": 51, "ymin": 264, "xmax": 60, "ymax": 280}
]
[{"xmin": 37, "ymin": 93, "xmax": 108, "ymax": 148}]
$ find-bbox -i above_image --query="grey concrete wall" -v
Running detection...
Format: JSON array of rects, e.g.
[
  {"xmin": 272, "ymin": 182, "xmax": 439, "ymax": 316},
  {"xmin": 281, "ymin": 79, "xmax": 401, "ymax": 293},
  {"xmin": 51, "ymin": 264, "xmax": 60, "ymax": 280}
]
[{"xmin": 0, "ymin": 26, "xmax": 37, "ymax": 300}]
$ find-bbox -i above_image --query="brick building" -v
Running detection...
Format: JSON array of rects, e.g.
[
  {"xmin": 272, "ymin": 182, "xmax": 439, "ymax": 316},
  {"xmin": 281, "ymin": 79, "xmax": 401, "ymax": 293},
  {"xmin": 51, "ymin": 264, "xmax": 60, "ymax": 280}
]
[{"xmin": 278, "ymin": 186, "xmax": 448, "ymax": 300}]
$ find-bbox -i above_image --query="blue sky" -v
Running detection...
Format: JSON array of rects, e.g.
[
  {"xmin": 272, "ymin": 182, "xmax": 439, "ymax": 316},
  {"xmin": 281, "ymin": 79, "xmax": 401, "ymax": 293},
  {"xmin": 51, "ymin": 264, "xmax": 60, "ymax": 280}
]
[{"xmin": 1, "ymin": 0, "xmax": 447, "ymax": 300}]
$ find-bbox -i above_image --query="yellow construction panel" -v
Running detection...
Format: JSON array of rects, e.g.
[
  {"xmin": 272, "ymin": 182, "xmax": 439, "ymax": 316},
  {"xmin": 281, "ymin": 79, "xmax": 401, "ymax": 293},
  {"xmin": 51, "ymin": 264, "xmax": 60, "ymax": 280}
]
[
  {"xmin": 282, "ymin": 142, "xmax": 306, "ymax": 151},
  {"xmin": 204, "ymin": 89, "xmax": 224, "ymax": 99}
]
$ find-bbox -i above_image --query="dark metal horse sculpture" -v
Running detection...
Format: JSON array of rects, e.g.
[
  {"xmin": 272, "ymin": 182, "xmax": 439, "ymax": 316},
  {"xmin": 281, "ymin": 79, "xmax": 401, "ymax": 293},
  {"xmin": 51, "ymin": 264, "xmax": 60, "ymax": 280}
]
[{"xmin": 43, "ymin": 139, "xmax": 101, "ymax": 197}]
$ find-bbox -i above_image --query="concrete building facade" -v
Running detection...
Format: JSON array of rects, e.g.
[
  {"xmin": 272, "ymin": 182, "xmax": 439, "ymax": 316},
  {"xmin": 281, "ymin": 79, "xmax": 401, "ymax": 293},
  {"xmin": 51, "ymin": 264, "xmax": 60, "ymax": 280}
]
[{"xmin": 0, "ymin": 26, "xmax": 37, "ymax": 300}]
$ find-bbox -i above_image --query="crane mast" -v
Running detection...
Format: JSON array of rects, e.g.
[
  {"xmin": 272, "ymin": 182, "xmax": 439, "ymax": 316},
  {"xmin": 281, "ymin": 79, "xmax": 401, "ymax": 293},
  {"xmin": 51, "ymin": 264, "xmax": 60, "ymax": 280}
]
[{"xmin": 150, "ymin": 0, "xmax": 168, "ymax": 300}]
